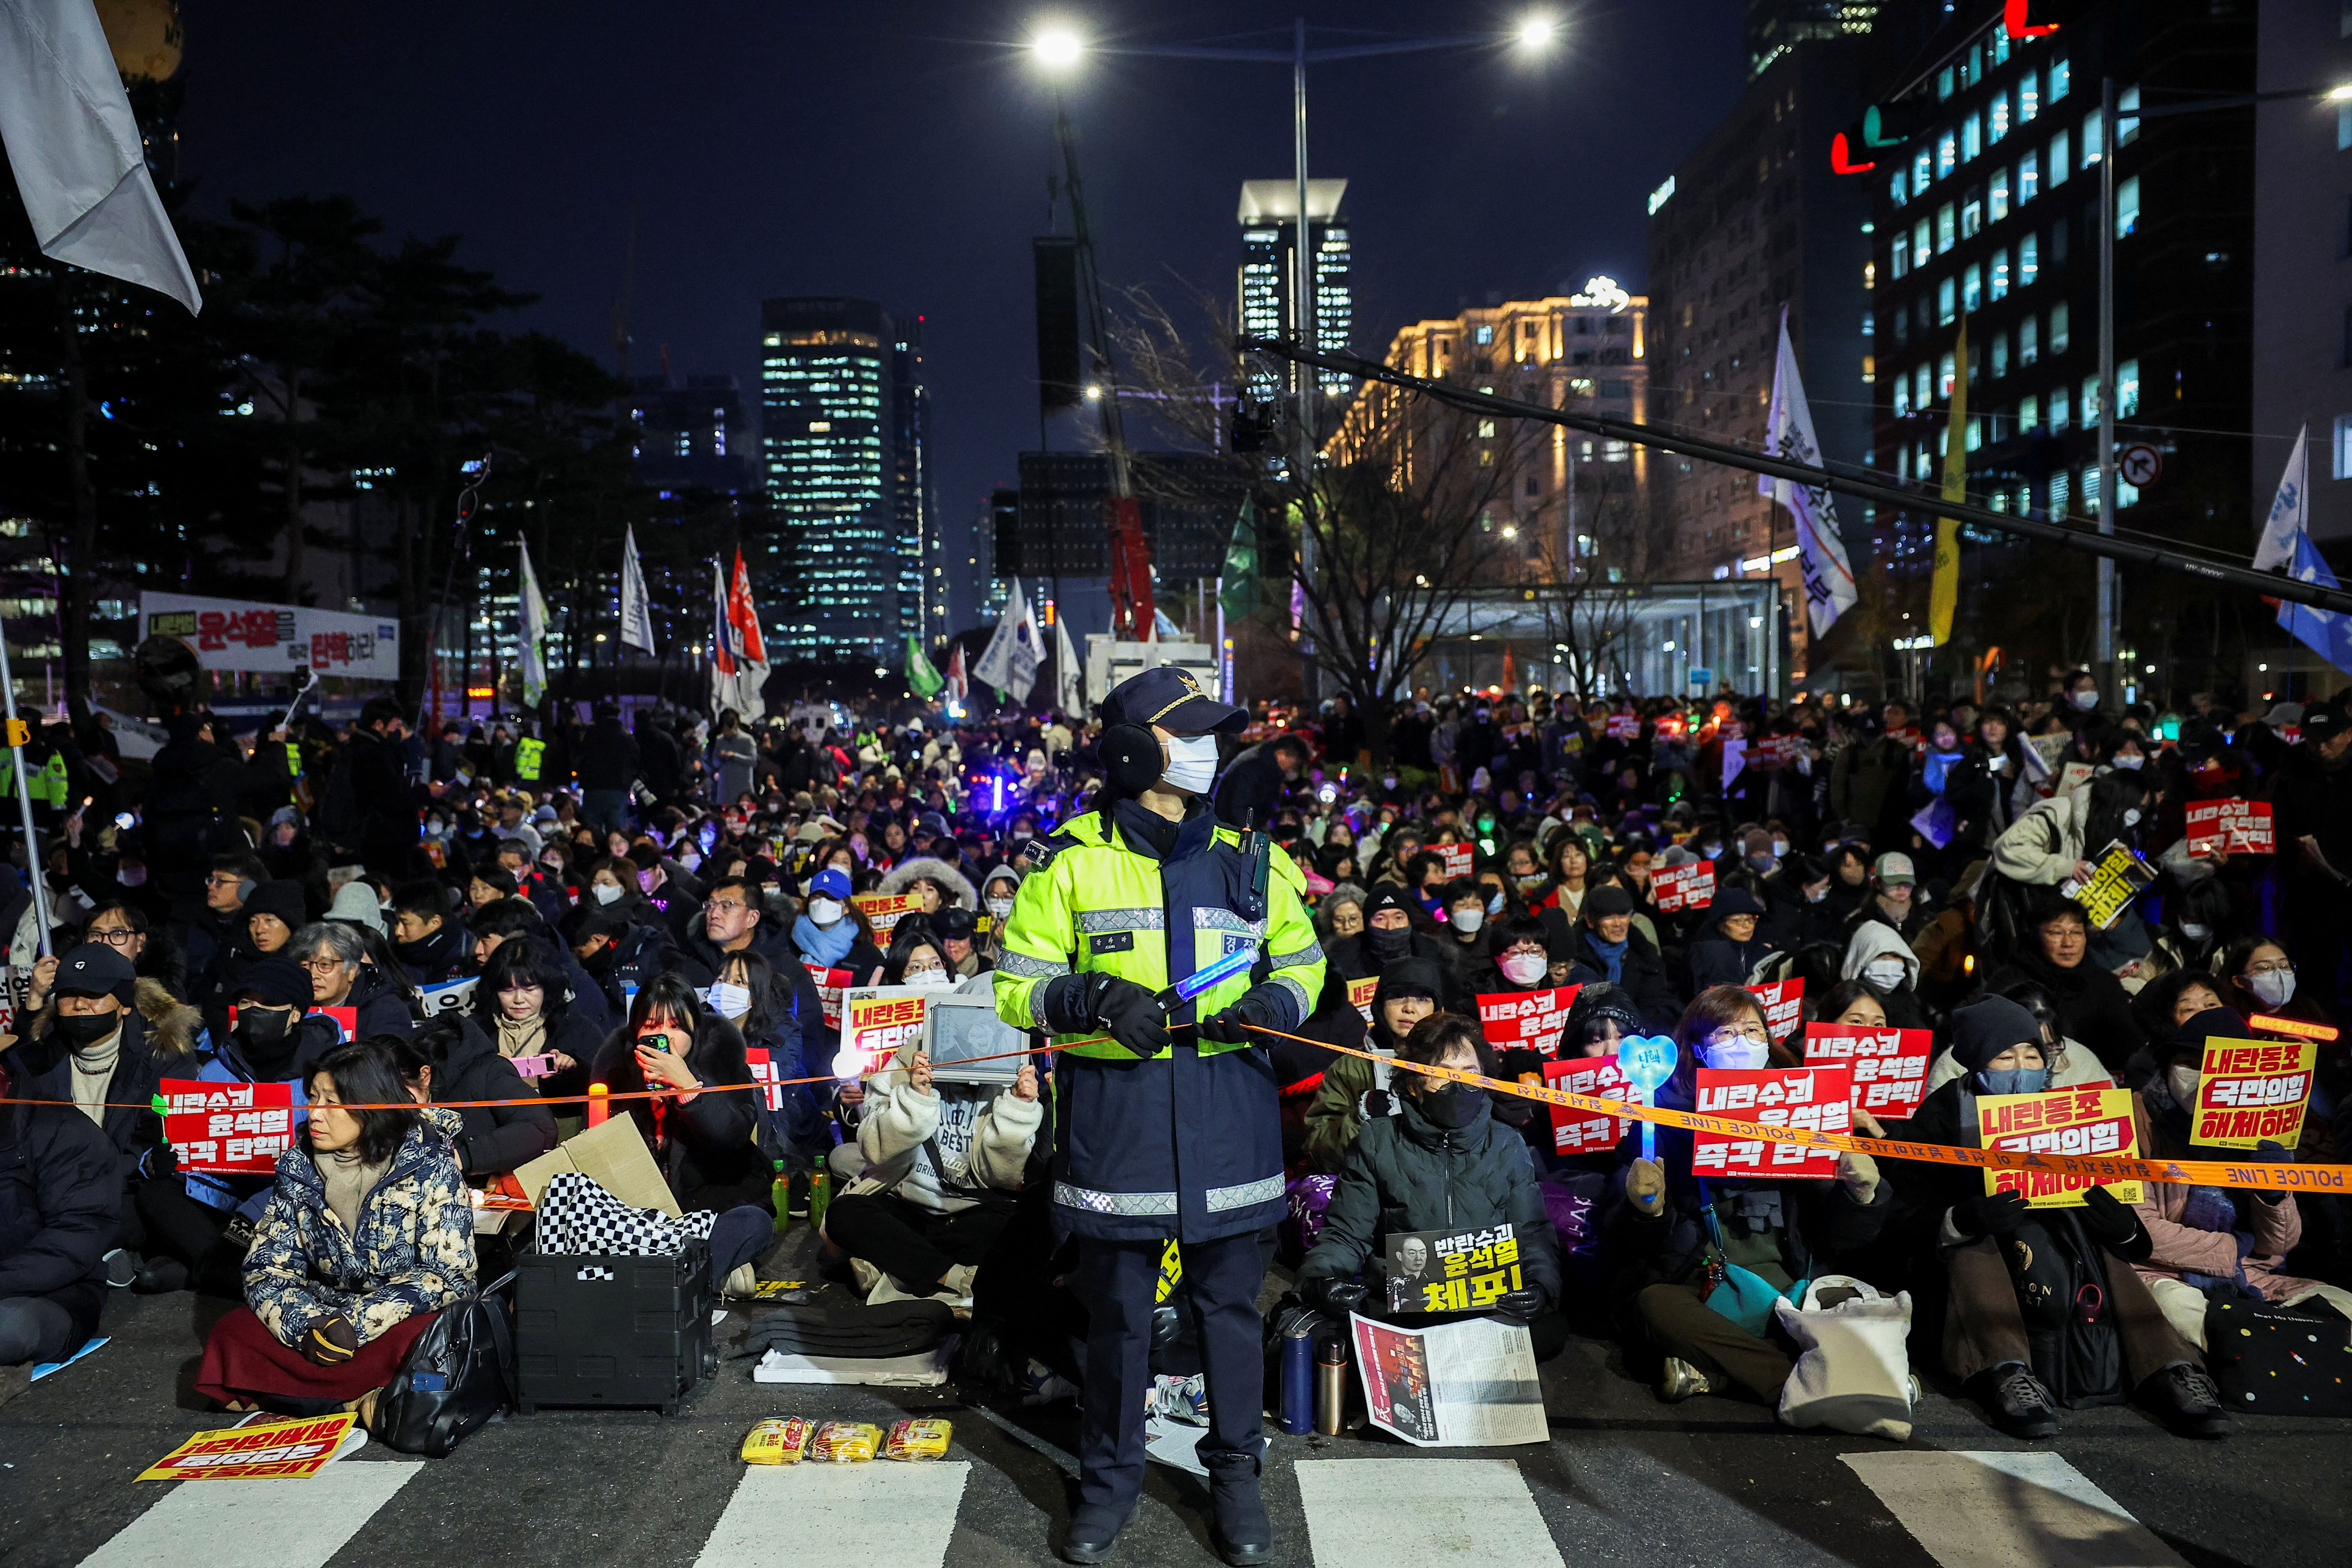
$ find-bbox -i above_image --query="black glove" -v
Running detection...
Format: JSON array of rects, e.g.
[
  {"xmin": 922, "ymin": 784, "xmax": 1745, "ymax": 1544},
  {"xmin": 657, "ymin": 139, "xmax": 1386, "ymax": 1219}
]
[
  {"xmin": 1489, "ymin": 1288, "xmax": 1547, "ymax": 1325},
  {"xmin": 1197, "ymin": 982, "xmax": 1293, "ymax": 1045},
  {"xmin": 301, "ymin": 1315, "xmax": 358, "ymax": 1366},
  {"xmin": 1300, "ymin": 1276, "xmax": 1368, "ymax": 1317},
  {"xmin": 1359, "ymin": 1087, "xmax": 1398, "ymax": 1121},
  {"xmin": 2080, "ymin": 1185, "xmax": 2152, "ymax": 1261},
  {"xmin": 1951, "ymin": 1189, "xmax": 2031, "ymax": 1239},
  {"xmin": 1093, "ymin": 976, "xmax": 1173, "ymax": 1057},
  {"xmin": 139, "ymin": 1143, "xmax": 178, "ymax": 1180}
]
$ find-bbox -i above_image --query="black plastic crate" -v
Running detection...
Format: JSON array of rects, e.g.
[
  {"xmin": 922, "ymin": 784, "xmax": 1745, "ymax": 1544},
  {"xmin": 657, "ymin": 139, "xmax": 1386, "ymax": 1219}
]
[{"xmin": 514, "ymin": 1240, "xmax": 715, "ymax": 1415}]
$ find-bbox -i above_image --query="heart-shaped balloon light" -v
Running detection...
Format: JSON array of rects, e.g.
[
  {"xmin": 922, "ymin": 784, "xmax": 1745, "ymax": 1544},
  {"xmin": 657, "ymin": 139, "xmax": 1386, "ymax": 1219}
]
[{"xmin": 1616, "ymin": 1034, "xmax": 1679, "ymax": 1096}]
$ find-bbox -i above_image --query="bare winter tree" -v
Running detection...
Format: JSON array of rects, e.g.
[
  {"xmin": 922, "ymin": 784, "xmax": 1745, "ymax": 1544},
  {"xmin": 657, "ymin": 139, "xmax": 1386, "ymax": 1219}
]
[
  {"xmin": 1525, "ymin": 459, "xmax": 1647, "ymax": 697},
  {"xmin": 1108, "ymin": 284, "xmax": 1549, "ymax": 762}
]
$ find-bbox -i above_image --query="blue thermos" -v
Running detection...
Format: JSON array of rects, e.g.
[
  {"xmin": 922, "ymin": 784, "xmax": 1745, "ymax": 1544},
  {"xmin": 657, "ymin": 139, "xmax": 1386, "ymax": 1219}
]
[{"xmin": 1280, "ymin": 1324, "xmax": 1315, "ymax": 1434}]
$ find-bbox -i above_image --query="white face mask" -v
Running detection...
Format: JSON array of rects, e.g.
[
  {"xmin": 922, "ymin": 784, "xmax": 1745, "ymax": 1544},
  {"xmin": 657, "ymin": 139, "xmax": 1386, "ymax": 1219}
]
[
  {"xmin": 1453, "ymin": 907, "xmax": 1486, "ymax": 936},
  {"xmin": 986, "ymin": 895, "xmax": 1014, "ymax": 921},
  {"xmin": 118, "ymin": 865, "xmax": 147, "ymax": 887},
  {"xmin": 1805, "ymin": 885, "xmax": 1828, "ymax": 904},
  {"xmin": 1702, "ymin": 1037, "xmax": 1771, "ymax": 1071},
  {"xmin": 1864, "ymin": 957, "xmax": 1909, "ymax": 991},
  {"xmin": 2113, "ymin": 753, "xmax": 2145, "ymax": 771},
  {"xmin": 2167, "ymin": 1065, "xmax": 2201, "ymax": 1108},
  {"xmin": 706, "ymin": 981, "xmax": 751, "ymax": 1018},
  {"xmin": 592, "ymin": 882, "xmax": 624, "ymax": 906},
  {"xmin": 903, "ymin": 966, "xmax": 953, "ymax": 989},
  {"xmin": 2121, "ymin": 807, "xmax": 2143, "ymax": 828},
  {"xmin": 1499, "ymin": 951, "xmax": 1548, "ymax": 987},
  {"xmin": 2178, "ymin": 922, "xmax": 2212, "ymax": 943},
  {"xmin": 2072, "ymin": 689, "xmax": 2099, "ymax": 711},
  {"xmin": 2247, "ymin": 967, "xmax": 2296, "ymax": 1008},
  {"xmin": 1771, "ymin": 838, "xmax": 1789, "ymax": 857},
  {"xmin": 1160, "ymin": 733, "xmax": 1220, "ymax": 794},
  {"xmin": 807, "ymin": 897, "xmax": 845, "ymax": 927}
]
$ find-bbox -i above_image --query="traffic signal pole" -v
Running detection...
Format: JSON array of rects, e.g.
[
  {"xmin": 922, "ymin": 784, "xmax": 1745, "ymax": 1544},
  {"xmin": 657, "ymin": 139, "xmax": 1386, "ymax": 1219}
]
[{"xmin": 1244, "ymin": 336, "xmax": 2352, "ymax": 618}]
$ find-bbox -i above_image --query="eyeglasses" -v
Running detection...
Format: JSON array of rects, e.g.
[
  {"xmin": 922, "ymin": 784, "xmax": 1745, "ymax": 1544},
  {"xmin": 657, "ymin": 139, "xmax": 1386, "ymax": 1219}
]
[
  {"xmin": 205, "ymin": 874, "xmax": 242, "ymax": 888},
  {"xmin": 86, "ymin": 927, "xmax": 139, "ymax": 946},
  {"xmin": 2245, "ymin": 959, "xmax": 2295, "ymax": 977},
  {"xmin": 298, "ymin": 957, "xmax": 348, "ymax": 974},
  {"xmin": 1703, "ymin": 1023, "xmax": 1771, "ymax": 1047},
  {"xmin": 706, "ymin": 900, "xmax": 751, "ymax": 915}
]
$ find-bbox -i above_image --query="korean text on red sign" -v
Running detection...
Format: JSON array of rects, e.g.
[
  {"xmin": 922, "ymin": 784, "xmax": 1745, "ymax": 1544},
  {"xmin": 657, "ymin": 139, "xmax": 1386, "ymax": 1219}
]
[
  {"xmin": 2183, "ymin": 799, "xmax": 2274, "ymax": 858},
  {"xmin": 1746, "ymin": 980, "xmax": 1804, "ymax": 1042},
  {"xmin": 804, "ymin": 963, "xmax": 851, "ymax": 1030},
  {"xmin": 1801, "ymin": 1024, "xmax": 1934, "ymax": 1116},
  {"xmin": 1544, "ymin": 1056, "xmax": 1636, "ymax": 1155},
  {"xmin": 1436, "ymin": 843, "xmax": 1476, "ymax": 880},
  {"xmin": 1474, "ymin": 984, "xmax": 1580, "ymax": 1057},
  {"xmin": 1693, "ymin": 1066, "xmax": 1851, "ymax": 1178},
  {"xmin": 1652, "ymin": 860, "xmax": 1715, "ymax": 913},
  {"xmin": 160, "ymin": 1078, "xmax": 298, "ymax": 1174}
]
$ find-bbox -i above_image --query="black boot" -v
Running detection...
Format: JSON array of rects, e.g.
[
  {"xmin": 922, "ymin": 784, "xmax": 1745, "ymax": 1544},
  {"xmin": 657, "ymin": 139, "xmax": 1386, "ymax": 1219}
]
[
  {"xmin": 1204, "ymin": 1452, "xmax": 1273, "ymax": 1567},
  {"xmin": 2139, "ymin": 1362, "xmax": 2234, "ymax": 1438},
  {"xmin": 1060, "ymin": 1503, "xmax": 1128, "ymax": 1565},
  {"xmin": 131, "ymin": 1257, "xmax": 189, "ymax": 1295},
  {"xmin": 1973, "ymin": 1361, "xmax": 2061, "ymax": 1439}
]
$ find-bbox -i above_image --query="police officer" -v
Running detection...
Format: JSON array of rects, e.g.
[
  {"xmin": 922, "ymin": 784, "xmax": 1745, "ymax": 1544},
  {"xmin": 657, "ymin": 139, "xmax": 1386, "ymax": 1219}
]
[{"xmin": 994, "ymin": 667, "xmax": 1325, "ymax": 1566}]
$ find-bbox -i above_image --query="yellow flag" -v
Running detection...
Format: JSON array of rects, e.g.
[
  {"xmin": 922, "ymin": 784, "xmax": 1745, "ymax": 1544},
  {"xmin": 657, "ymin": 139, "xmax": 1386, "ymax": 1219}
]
[{"xmin": 1929, "ymin": 322, "xmax": 1968, "ymax": 646}]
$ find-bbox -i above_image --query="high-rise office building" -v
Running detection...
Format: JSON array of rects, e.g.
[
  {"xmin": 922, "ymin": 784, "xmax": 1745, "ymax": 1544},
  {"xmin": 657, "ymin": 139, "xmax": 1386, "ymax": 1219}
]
[
  {"xmin": 1646, "ymin": 32, "xmax": 1872, "ymax": 680},
  {"xmin": 1747, "ymin": 0, "xmax": 1880, "ymax": 78},
  {"xmin": 758, "ymin": 297, "xmax": 931, "ymax": 662},
  {"xmin": 1237, "ymin": 179, "xmax": 1353, "ymax": 400},
  {"xmin": 631, "ymin": 373, "xmax": 751, "ymax": 494}
]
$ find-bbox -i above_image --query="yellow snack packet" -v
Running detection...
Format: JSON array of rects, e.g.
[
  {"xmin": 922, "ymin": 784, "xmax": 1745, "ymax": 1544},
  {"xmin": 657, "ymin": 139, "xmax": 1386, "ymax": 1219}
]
[
  {"xmin": 885, "ymin": 1418, "xmax": 952, "ymax": 1460},
  {"xmin": 740, "ymin": 1417, "xmax": 815, "ymax": 1464},
  {"xmin": 808, "ymin": 1421, "xmax": 882, "ymax": 1462}
]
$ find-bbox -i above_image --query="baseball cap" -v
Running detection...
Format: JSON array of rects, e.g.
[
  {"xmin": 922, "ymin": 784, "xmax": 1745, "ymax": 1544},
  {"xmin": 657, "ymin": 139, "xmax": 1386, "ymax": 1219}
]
[
  {"xmin": 1099, "ymin": 666, "xmax": 1247, "ymax": 736},
  {"xmin": 2300, "ymin": 707, "xmax": 2345, "ymax": 746},
  {"xmin": 808, "ymin": 867, "xmax": 853, "ymax": 901},
  {"xmin": 1873, "ymin": 852, "xmax": 1918, "ymax": 887},
  {"xmin": 54, "ymin": 943, "xmax": 136, "ymax": 1004}
]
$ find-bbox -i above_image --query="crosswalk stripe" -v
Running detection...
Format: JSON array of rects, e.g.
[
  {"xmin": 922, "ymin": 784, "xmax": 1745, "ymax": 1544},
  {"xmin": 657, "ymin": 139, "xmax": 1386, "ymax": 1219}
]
[
  {"xmin": 1294, "ymin": 1457, "xmax": 1564, "ymax": 1568},
  {"xmin": 1841, "ymin": 1451, "xmax": 2189, "ymax": 1568},
  {"xmin": 693, "ymin": 1459, "xmax": 972, "ymax": 1568},
  {"xmin": 79, "ymin": 1459, "xmax": 424, "ymax": 1568}
]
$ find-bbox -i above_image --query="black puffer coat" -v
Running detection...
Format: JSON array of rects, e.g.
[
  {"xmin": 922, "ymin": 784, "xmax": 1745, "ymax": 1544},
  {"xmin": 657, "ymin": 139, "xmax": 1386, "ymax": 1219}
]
[
  {"xmin": 589, "ymin": 1015, "xmax": 770, "ymax": 1215},
  {"xmin": 1296, "ymin": 1092, "xmax": 1562, "ymax": 1306}
]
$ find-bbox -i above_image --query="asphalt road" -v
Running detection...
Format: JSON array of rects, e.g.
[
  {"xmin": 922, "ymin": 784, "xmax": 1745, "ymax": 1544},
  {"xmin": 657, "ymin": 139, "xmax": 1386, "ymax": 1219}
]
[{"xmin": 3, "ymin": 1225, "xmax": 2346, "ymax": 1568}]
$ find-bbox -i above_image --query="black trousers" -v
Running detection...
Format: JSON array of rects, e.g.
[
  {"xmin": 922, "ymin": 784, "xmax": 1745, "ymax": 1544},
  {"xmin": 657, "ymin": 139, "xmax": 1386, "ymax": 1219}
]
[
  {"xmin": 827, "ymin": 1191, "xmax": 1010, "ymax": 1293},
  {"xmin": 1076, "ymin": 1233, "xmax": 1265, "ymax": 1515}
]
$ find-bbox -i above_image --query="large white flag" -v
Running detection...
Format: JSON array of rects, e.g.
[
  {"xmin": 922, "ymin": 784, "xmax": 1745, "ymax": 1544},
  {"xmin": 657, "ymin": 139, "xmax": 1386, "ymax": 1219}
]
[
  {"xmin": 0, "ymin": 0, "xmax": 203, "ymax": 313},
  {"xmin": 1758, "ymin": 309, "xmax": 1858, "ymax": 637},
  {"xmin": 618, "ymin": 525, "xmax": 655, "ymax": 653},
  {"xmin": 2253, "ymin": 428, "xmax": 2352, "ymax": 675},
  {"xmin": 972, "ymin": 576, "xmax": 1041, "ymax": 703},
  {"xmin": 1055, "ymin": 615, "xmax": 1085, "ymax": 718},
  {"xmin": 517, "ymin": 540, "xmax": 550, "ymax": 707}
]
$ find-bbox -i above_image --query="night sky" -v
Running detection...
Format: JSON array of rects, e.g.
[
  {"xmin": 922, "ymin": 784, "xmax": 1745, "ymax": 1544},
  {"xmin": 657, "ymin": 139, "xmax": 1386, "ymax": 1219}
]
[{"xmin": 177, "ymin": 0, "xmax": 1749, "ymax": 632}]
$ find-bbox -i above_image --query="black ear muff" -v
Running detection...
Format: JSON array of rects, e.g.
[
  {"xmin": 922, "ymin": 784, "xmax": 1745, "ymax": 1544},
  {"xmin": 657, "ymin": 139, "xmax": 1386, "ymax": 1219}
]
[{"xmin": 1099, "ymin": 724, "xmax": 1164, "ymax": 795}]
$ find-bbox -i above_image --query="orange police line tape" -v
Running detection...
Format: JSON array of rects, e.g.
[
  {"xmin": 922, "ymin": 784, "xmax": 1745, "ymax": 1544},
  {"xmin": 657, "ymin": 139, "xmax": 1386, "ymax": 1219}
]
[
  {"xmin": 12, "ymin": 1022, "xmax": 2347, "ymax": 1194},
  {"xmin": 1258, "ymin": 1024, "xmax": 2352, "ymax": 1196}
]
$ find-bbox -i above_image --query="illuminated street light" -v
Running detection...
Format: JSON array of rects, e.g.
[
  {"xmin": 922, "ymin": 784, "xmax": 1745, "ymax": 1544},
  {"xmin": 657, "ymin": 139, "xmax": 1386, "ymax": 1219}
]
[
  {"xmin": 1033, "ymin": 26, "xmax": 1083, "ymax": 68},
  {"xmin": 1516, "ymin": 12, "xmax": 1560, "ymax": 51},
  {"xmin": 2330, "ymin": 83, "xmax": 2352, "ymax": 101}
]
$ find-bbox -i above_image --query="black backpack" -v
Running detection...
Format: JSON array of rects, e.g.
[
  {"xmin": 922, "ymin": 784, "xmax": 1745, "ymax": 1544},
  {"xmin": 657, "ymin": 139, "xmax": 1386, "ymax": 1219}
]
[{"xmin": 370, "ymin": 1273, "xmax": 517, "ymax": 1457}]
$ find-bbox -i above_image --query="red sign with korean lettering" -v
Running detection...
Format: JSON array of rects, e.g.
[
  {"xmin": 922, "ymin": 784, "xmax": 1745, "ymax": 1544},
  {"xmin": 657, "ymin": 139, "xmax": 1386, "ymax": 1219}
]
[
  {"xmin": 803, "ymin": 963, "xmax": 851, "ymax": 1031},
  {"xmin": 1802, "ymin": 1024, "xmax": 1934, "ymax": 1116},
  {"xmin": 1652, "ymin": 860, "xmax": 1715, "ymax": 913},
  {"xmin": 1605, "ymin": 713, "xmax": 1640, "ymax": 739},
  {"xmin": 1474, "ymin": 984, "xmax": 1580, "ymax": 1057},
  {"xmin": 1347, "ymin": 975, "xmax": 1380, "ymax": 1024},
  {"xmin": 1747, "ymin": 980, "xmax": 1804, "ymax": 1042},
  {"xmin": 1436, "ymin": 843, "xmax": 1476, "ymax": 880},
  {"xmin": 1693, "ymin": 1066, "xmax": 1851, "ymax": 1178},
  {"xmin": 2184, "ymin": 799, "xmax": 2274, "ymax": 857},
  {"xmin": 160, "ymin": 1079, "xmax": 298, "ymax": 1174},
  {"xmin": 1544, "ymin": 1055, "xmax": 1637, "ymax": 1155},
  {"xmin": 745, "ymin": 1047, "xmax": 784, "ymax": 1112}
]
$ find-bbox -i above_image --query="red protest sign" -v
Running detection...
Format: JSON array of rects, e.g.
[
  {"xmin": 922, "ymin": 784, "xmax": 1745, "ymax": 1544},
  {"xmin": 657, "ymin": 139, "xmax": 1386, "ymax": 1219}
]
[
  {"xmin": 1605, "ymin": 713, "xmax": 1640, "ymax": 740},
  {"xmin": 803, "ymin": 963, "xmax": 851, "ymax": 1030},
  {"xmin": 745, "ymin": 1047, "xmax": 784, "ymax": 1112},
  {"xmin": 1347, "ymin": 975, "xmax": 1380, "ymax": 1025},
  {"xmin": 1802, "ymin": 1024, "xmax": 1934, "ymax": 1117},
  {"xmin": 2184, "ymin": 799, "xmax": 2274, "ymax": 857},
  {"xmin": 138, "ymin": 1413, "xmax": 356, "ymax": 1482},
  {"xmin": 1653, "ymin": 860, "xmax": 1715, "ymax": 913},
  {"xmin": 1436, "ymin": 843, "xmax": 1476, "ymax": 880},
  {"xmin": 1544, "ymin": 1055, "xmax": 1636, "ymax": 1155},
  {"xmin": 160, "ymin": 1078, "xmax": 298, "ymax": 1174},
  {"xmin": 1475, "ymin": 985, "xmax": 1580, "ymax": 1057},
  {"xmin": 1693, "ymin": 1065, "xmax": 1851, "ymax": 1178},
  {"xmin": 1747, "ymin": 980, "xmax": 1804, "ymax": 1042}
]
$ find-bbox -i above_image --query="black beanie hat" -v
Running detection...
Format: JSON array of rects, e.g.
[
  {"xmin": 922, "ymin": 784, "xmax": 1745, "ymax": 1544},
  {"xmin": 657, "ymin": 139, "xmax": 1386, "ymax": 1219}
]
[
  {"xmin": 242, "ymin": 879, "xmax": 309, "ymax": 931},
  {"xmin": 234, "ymin": 954, "xmax": 315, "ymax": 1009},
  {"xmin": 1948, "ymin": 995, "xmax": 2042, "ymax": 1074}
]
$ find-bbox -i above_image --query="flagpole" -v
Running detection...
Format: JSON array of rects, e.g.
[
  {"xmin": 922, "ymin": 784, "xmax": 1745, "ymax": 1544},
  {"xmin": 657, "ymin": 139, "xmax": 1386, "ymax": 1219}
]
[{"xmin": 0, "ymin": 634, "xmax": 52, "ymax": 958}]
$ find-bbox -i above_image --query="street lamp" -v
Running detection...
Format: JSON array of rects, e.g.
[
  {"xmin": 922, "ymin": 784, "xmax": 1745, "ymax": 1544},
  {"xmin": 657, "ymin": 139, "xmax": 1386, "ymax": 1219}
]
[{"xmin": 1032, "ymin": 25, "xmax": 1083, "ymax": 69}]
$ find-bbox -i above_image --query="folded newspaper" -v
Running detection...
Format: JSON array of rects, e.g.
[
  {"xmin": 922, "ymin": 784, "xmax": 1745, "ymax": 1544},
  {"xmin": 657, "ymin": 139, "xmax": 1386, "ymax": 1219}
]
[{"xmin": 1350, "ymin": 1312, "xmax": 1546, "ymax": 1447}]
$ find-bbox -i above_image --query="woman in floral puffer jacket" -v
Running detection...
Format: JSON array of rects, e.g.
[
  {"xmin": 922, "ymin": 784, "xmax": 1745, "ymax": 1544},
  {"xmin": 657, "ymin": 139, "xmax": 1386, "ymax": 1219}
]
[{"xmin": 195, "ymin": 1038, "xmax": 475, "ymax": 1419}]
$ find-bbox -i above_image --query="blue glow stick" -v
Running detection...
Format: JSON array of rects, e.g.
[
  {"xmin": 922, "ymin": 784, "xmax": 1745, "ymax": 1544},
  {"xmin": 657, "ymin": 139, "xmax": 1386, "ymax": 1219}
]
[{"xmin": 1166, "ymin": 945, "xmax": 1259, "ymax": 1005}]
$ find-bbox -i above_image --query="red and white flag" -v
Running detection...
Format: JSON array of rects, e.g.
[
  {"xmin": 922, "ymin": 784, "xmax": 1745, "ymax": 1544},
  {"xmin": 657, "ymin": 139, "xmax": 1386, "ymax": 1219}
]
[{"xmin": 711, "ymin": 548, "xmax": 769, "ymax": 720}]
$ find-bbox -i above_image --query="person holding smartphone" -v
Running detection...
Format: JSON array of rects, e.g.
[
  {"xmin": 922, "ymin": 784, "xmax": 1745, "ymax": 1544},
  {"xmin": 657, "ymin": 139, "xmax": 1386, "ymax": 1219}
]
[{"xmin": 588, "ymin": 975, "xmax": 772, "ymax": 1293}]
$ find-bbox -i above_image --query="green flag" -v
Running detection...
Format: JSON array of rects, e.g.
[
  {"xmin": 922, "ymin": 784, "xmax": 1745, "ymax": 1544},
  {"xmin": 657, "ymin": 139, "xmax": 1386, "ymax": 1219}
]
[
  {"xmin": 1218, "ymin": 496, "xmax": 1259, "ymax": 621},
  {"xmin": 906, "ymin": 635, "xmax": 944, "ymax": 698}
]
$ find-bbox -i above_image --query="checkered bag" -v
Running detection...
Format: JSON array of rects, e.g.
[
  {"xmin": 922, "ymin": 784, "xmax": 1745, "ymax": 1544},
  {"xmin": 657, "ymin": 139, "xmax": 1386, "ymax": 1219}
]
[{"xmin": 535, "ymin": 1171, "xmax": 718, "ymax": 1257}]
